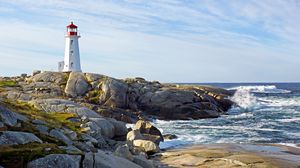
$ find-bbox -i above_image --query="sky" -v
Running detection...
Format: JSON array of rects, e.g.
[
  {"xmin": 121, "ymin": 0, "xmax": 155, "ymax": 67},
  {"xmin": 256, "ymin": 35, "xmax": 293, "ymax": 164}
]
[{"xmin": 0, "ymin": 0, "xmax": 299, "ymax": 82}]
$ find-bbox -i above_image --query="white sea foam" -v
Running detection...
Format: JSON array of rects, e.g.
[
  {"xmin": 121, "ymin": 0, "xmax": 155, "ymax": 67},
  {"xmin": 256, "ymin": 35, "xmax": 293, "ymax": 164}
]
[
  {"xmin": 278, "ymin": 117, "xmax": 300, "ymax": 123},
  {"xmin": 228, "ymin": 85, "xmax": 291, "ymax": 94},
  {"xmin": 230, "ymin": 87, "xmax": 257, "ymax": 109},
  {"xmin": 259, "ymin": 97, "xmax": 300, "ymax": 107}
]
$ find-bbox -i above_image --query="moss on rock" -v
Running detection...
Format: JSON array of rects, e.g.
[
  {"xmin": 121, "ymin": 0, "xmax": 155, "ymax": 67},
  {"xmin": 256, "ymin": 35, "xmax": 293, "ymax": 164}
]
[{"xmin": 0, "ymin": 143, "xmax": 65, "ymax": 168}]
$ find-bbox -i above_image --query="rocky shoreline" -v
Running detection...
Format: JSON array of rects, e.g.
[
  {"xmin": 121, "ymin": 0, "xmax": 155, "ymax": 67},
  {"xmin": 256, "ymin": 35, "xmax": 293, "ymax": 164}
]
[
  {"xmin": 0, "ymin": 71, "xmax": 233, "ymax": 168},
  {"xmin": 154, "ymin": 143, "xmax": 300, "ymax": 168}
]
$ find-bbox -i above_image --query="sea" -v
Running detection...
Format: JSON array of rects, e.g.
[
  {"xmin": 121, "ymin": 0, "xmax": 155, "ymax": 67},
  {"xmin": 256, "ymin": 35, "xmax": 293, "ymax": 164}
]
[{"xmin": 153, "ymin": 83, "xmax": 300, "ymax": 149}]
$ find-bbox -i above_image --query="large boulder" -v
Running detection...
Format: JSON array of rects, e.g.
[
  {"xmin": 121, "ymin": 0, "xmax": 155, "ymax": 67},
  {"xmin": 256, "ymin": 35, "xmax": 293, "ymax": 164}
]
[
  {"xmin": 65, "ymin": 72, "xmax": 90, "ymax": 97},
  {"xmin": 27, "ymin": 154, "xmax": 81, "ymax": 168},
  {"xmin": 0, "ymin": 131, "xmax": 42, "ymax": 145},
  {"xmin": 98, "ymin": 78, "xmax": 128, "ymax": 108},
  {"xmin": 114, "ymin": 144, "xmax": 133, "ymax": 161},
  {"xmin": 134, "ymin": 120, "xmax": 163, "ymax": 144},
  {"xmin": 89, "ymin": 118, "xmax": 115, "ymax": 138},
  {"xmin": 94, "ymin": 150, "xmax": 142, "ymax": 168},
  {"xmin": 107, "ymin": 118, "xmax": 128, "ymax": 136},
  {"xmin": 127, "ymin": 129, "xmax": 144, "ymax": 141},
  {"xmin": 29, "ymin": 71, "xmax": 68, "ymax": 85},
  {"xmin": 133, "ymin": 140, "xmax": 159, "ymax": 154}
]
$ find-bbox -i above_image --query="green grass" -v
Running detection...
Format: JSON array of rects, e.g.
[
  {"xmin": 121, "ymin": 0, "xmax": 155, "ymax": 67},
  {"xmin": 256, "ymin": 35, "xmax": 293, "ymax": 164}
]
[
  {"xmin": 1, "ymin": 99, "xmax": 82, "ymax": 134},
  {"xmin": 0, "ymin": 80, "xmax": 17, "ymax": 87},
  {"xmin": 0, "ymin": 143, "xmax": 66, "ymax": 168},
  {"xmin": 86, "ymin": 89, "xmax": 103, "ymax": 104}
]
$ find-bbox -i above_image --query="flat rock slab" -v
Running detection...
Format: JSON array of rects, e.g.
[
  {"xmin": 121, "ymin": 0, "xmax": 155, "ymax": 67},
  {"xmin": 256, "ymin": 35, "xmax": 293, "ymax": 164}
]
[
  {"xmin": 0, "ymin": 131, "xmax": 42, "ymax": 145},
  {"xmin": 27, "ymin": 154, "xmax": 81, "ymax": 168},
  {"xmin": 0, "ymin": 105, "xmax": 28, "ymax": 126},
  {"xmin": 94, "ymin": 150, "xmax": 142, "ymax": 168},
  {"xmin": 49, "ymin": 129, "xmax": 73, "ymax": 145},
  {"xmin": 30, "ymin": 99, "xmax": 100, "ymax": 118},
  {"xmin": 157, "ymin": 144, "xmax": 300, "ymax": 168}
]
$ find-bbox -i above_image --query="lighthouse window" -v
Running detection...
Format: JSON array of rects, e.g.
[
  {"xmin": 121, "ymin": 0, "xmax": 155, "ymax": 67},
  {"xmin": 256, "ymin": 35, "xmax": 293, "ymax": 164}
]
[
  {"xmin": 70, "ymin": 50, "xmax": 74, "ymax": 53},
  {"xmin": 71, "ymin": 62, "xmax": 73, "ymax": 68},
  {"xmin": 70, "ymin": 40, "xmax": 73, "ymax": 45}
]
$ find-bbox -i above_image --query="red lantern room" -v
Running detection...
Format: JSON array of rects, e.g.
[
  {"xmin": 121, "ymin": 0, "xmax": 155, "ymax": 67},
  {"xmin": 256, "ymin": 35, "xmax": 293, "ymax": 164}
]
[{"xmin": 67, "ymin": 22, "xmax": 78, "ymax": 36}]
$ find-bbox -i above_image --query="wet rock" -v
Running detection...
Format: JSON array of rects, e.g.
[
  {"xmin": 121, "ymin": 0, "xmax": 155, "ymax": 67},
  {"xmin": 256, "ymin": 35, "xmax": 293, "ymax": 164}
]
[
  {"xmin": 65, "ymin": 72, "xmax": 89, "ymax": 97},
  {"xmin": 114, "ymin": 144, "xmax": 133, "ymax": 161},
  {"xmin": 0, "ymin": 122, "xmax": 4, "ymax": 128},
  {"xmin": 163, "ymin": 134, "xmax": 178, "ymax": 140},
  {"xmin": 0, "ymin": 131, "xmax": 42, "ymax": 145},
  {"xmin": 133, "ymin": 140, "xmax": 159, "ymax": 154},
  {"xmin": 27, "ymin": 154, "xmax": 81, "ymax": 168}
]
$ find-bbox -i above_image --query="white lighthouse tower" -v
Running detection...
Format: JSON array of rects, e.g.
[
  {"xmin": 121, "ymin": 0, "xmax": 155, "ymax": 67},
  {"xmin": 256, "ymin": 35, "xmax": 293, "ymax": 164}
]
[{"xmin": 58, "ymin": 22, "xmax": 82, "ymax": 72}]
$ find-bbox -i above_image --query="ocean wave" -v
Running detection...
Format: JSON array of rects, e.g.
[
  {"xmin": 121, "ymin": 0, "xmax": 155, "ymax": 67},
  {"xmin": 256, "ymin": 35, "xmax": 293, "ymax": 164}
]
[
  {"xmin": 278, "ymin": 117, "xmax": 300, "ymax": 123},
  {"xmin": 259, "ymin": 97, "xmax": 300, "ymax": 107},
  {"xmin": 228, "ymin": 85, "xmax": 291, "ymax": 94},
  {"xmin": 230, "ymin": 87, "xmax": 258, "ymax": 109}
]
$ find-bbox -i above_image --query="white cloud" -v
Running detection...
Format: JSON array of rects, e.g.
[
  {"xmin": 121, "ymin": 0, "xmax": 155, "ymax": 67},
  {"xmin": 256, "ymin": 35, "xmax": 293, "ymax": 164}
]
[{"xmin": 0, "ymin": 0, "xmax": 299, "ymax": 82}]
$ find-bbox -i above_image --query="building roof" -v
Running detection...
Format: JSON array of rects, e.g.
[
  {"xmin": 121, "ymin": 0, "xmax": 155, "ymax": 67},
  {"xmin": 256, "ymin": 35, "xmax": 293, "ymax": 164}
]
[{"xmin": 67, "ymin": 22, "xmax": 77, "ymax": 28}]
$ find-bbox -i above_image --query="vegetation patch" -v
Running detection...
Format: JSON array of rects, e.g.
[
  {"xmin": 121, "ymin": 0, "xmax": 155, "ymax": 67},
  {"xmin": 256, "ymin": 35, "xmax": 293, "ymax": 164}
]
[
  {"xmin": 1, "ymin": 99, "xmax": 82, "ymax": 134},
  {"xmin": 0, "ymin": 143, "xmax": 65, "ymax": 168},
  {"xmin": 86, "ymin": 89, "xmax": 102, "ymax": 104},
  {"xmin": 0, "ymin": 80, "xmax": 18, "ymax": 87}
]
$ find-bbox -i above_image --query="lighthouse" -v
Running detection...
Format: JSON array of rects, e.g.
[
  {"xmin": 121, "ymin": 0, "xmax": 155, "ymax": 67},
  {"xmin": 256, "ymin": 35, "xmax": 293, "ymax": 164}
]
[{"xmin": 58, "ymin": 22, "xmax": 82, "ymax": 72}]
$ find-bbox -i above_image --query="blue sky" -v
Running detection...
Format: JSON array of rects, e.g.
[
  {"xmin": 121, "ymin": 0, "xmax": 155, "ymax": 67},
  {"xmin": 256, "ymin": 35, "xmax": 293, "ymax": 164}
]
[{"xmin": 0, "ymin": 0, "xmax": 299, "ymax": 82}]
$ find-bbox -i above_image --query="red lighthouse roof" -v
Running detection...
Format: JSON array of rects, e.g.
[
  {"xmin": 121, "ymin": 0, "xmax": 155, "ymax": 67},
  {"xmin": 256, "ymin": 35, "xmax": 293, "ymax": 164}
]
[{"xmin": 67, "ymin": 22, "xmax": 77, "ymax": 28}]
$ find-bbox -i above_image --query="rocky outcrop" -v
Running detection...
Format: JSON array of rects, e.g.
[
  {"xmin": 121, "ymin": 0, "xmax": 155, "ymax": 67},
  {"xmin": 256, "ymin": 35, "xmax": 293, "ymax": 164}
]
[
  {"xmin": 0, "ymin": 131, "xmax": 42, "ymax": 145},
  {"xmin": 0, "ymin": 71, "xmax": 234, "ymax": 167},
  {"xmin": 98, "ymin": 78, "xmax": 129, "ymax": 108},
  {"xmin": 29, "ymin": 71, "xmax": 68, "ymax": 85},
  {"xmin": 27, "ymin": 154, "xmax": 81, "ymax": 168},
  {"xmin": 65, "ymin": 72, "xmax": 89, "ymax": 97}
]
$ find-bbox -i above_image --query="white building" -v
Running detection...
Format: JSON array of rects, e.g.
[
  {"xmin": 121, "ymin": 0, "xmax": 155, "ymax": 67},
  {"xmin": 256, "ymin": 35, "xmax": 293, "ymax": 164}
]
[{"xmin": 58, "ymin": 22, "xmax": 82, "ymax": 72}]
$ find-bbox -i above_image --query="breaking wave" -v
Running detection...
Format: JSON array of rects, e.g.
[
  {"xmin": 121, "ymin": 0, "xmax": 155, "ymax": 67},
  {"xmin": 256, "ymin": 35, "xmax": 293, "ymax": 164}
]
[
  {"xmin": 154, "ymin": 83, "xmax": 300, "ymax": 149},
  {"xmin": 228, "ymin": 85, "xmax": 291, "ymax": 94}
]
